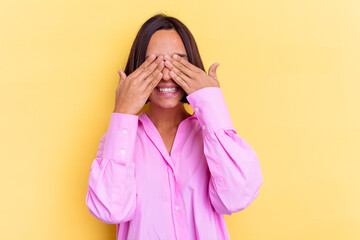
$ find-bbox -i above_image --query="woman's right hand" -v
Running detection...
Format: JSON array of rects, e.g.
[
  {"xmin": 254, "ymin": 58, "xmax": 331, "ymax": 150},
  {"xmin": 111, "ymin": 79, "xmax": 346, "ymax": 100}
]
[{"xmin": 113, "ymin": 54, "xmax": 165, "ymax": 115}]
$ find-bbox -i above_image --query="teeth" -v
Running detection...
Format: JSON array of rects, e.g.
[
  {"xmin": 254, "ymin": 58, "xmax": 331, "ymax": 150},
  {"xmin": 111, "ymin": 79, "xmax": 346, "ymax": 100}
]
[{"xmin": 158, "ymin": 87, "xmax": 177, "ymax": 93}]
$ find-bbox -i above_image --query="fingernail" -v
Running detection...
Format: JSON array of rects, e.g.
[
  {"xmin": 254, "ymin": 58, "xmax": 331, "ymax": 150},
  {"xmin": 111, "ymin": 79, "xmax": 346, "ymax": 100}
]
[
  {"xmin": 173, "ymin": 54, "xmax": 178, "ymax": 59},
  {"xmin": 150, "ymin": 54, "xmax": 155, "ymax": 59},
  {"xmin": 164, "ymin": 55, "xmax": 170, "ymax": 60}
]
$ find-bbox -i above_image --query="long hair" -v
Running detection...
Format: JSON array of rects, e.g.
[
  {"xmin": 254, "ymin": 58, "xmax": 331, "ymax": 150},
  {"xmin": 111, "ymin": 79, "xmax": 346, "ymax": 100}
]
[{"xmin": 124, "ymin": 13, "xmax": 205, "ymax": 104}]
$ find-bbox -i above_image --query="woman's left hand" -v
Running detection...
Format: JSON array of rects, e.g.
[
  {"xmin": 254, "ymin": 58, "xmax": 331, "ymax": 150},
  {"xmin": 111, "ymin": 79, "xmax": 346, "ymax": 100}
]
[{"xmin": 164, "ymin": 54, "xmax": 220, "ymax": 95}]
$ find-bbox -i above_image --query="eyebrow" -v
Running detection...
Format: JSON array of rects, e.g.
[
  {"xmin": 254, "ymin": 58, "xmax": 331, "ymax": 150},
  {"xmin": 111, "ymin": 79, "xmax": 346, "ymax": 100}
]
[{"xmin": 145, "ymin": 53, "xmax": 187, "ymax": 60}]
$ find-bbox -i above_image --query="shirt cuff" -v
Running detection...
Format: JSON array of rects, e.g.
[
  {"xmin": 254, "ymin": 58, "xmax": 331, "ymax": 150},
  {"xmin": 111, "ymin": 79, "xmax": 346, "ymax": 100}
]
[
  {"xmin": 186, "ymin": 87, "xmax": 234, "ymax": 132},
  {"xmin": 103, "ymin": 113, "xmax": 139, "ymax": 163}
]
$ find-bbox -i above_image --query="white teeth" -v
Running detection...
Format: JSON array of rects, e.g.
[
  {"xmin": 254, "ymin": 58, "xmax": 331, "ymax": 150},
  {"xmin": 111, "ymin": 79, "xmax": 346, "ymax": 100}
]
[{"xmin": 158, "ymin": 87, "xmax": 177, "ymax": 93}]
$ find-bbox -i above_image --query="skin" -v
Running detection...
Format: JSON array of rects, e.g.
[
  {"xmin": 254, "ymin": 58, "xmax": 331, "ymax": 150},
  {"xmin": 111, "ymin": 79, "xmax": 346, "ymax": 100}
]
[{"xmin": 114, "ymin": 29, "xmax": 221, "ymax": 154}]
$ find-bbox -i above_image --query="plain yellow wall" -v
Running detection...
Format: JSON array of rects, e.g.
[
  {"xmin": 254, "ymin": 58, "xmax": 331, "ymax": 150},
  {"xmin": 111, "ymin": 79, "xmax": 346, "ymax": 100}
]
[{"xmin": 1, "ymin": 0, "xmax": 359, "ymax": 239}]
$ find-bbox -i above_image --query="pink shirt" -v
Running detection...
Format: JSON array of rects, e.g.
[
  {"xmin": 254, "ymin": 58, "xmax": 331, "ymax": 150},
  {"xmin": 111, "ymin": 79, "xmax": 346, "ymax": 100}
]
[{"xmin": 86, "ymin": 87, "xmax": 263, "ymax": 240}]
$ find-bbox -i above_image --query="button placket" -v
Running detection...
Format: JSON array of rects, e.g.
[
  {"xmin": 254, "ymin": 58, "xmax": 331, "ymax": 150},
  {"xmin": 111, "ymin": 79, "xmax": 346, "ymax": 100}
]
[
  {"xmin": 174, "ymin": 181, "xmax": 183, "ymax": 213},
  {"xmin": 173, "ymin": 181, "xmax": 189, "ymax": 239}
]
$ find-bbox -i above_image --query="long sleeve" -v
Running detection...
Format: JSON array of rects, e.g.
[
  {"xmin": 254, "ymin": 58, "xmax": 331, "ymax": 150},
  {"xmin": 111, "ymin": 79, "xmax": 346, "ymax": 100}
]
[
  {"xmin": 85, "ymin": 113, "xmax": 138, "ymax": 224},
  {"xmin": 186, "ymin": 87, "xmax": 263, "ymax": 215}
]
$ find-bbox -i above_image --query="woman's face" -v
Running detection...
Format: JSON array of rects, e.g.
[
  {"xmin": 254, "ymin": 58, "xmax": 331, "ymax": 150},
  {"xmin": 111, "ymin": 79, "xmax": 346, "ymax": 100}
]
[{"xmin": 145, "ymin": 29, "xmax": 188, "ymax": 109}]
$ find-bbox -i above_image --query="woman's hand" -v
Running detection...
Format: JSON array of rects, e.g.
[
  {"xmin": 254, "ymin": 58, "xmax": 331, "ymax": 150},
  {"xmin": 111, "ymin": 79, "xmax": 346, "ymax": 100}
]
[
  {"xmin": 164, "ymin": 54, "xmax": 220, "ymax": 95},
  {"xmin": 113, "ymin": 54, "xmax": 165, "ymax": 115}
]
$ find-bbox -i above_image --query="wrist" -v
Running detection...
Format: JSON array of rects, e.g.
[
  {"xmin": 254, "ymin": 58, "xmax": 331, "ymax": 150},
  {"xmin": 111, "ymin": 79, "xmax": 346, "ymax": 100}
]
[{"xmin": 113, "ymin": 107, "xmax": 138, "ymax": 115}]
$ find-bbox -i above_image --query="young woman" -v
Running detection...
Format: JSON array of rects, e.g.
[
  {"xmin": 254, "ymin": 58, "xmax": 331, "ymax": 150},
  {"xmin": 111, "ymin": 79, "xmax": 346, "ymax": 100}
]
[{"xmin": 86, "ymin": 13, "xmax": 263, "ymax": 240}]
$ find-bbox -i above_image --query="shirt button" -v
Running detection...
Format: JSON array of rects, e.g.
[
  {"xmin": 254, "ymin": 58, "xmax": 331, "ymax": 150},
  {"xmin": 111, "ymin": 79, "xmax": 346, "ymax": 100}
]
[
  {"xmin": 174, "ymin": 206, "xmax": 179, "ymax": 211},
  {"xmin": 194, "ymin": 107, "xmax": 199, "ymax": 112},
  {"xmin": 120, "ymin": 149, "xmax": 126, "ymax": 155},
  {"xmin": 122, "ymin": 129, "xmax": 128, "ymax": 135},
  {"xmin": 202, "ymin": 125, "xmax": 206, "ymax": 130}
]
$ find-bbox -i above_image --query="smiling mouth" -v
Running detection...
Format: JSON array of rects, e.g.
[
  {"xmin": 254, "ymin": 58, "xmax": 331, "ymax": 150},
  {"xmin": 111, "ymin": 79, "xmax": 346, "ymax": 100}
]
[{"xmin": 156, "ymin": 87, "xmax": 179, "ymax": 93}]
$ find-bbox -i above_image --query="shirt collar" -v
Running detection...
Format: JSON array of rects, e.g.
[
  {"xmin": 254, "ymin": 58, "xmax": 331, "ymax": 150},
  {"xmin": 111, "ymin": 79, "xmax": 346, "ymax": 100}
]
[{"xmin": 138, "ymin": 111, "xmax": 197, "ymax": 127}]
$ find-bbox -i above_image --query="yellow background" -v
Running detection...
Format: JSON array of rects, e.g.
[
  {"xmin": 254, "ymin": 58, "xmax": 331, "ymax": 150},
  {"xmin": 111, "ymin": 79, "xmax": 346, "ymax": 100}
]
[{"xmin": 1, "ymin": 0, "xmax": 359, "ymax": 239}]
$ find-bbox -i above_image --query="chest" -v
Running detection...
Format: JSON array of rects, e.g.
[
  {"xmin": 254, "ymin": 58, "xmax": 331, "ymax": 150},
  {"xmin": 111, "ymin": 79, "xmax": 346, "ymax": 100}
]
[
  {"xmin": 158, "ymin": 128, "xmax": 178, "ymax": 156},
  {"xmin": 134, "ymin": 125, "xmax": 209, "ymax": 205}
]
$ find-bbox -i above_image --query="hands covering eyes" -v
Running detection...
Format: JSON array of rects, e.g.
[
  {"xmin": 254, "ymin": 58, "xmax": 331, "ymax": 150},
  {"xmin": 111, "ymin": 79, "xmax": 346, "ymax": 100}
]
[
  {"xmin": 163, "ymin": 54, "xmax": 220, "ymax": 95},
  {"xmin": 113, "ymin": 54, "xmax": 220, "ymax": 115},
  {"xmin": 114, "ymin": 54, "xmax": 165, "ymax": 115}
]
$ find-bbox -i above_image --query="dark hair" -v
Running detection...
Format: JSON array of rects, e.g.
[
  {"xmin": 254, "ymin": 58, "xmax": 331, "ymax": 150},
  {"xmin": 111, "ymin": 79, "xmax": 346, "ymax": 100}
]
[{"xmin": 124, "ymin": 13, "xmax": 205, "ymax": 104}]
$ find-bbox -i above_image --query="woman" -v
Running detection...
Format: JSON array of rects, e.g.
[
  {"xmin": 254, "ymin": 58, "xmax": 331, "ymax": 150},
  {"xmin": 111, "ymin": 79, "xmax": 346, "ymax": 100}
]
[{"xmin": 86, "ymin": 13, "xmax": 263, "ymax": 240}]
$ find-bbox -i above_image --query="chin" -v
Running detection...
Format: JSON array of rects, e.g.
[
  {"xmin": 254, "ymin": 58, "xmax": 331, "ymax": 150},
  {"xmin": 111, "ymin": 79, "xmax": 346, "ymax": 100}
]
[
  {"xmin": 149, "ymin": 91, "xmax": 185, "ymax": 109},
  {"xmin": 149, "ymin": 98, "xmax": 183, "ymax": 109}
]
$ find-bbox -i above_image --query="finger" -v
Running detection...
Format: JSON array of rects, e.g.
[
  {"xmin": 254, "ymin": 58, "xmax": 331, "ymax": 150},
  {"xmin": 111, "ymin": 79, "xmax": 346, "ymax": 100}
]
[
  {"xmin": 164, "ymin": 60, "xmax": 191, "ymax": 83},
  {"xmin": 144, "ymin": 59, "xmax": 165, "ymax": 84},
  {"xmin": 165, "ymin": 56, "xmax": 194, "ymax": 78},
  {"xmin": 164, "ymin": 58, "xmax": 193, "ymax": 79},
  {"xmin": 208, "ymin": 63, "xmax": 220, "ymax": 80},
  {"xmin": 169, "ymin": 70, "xmax": 190, "ymax": 92},
  {"xmin": 144, "ymin": 71, "xmax": 163, "ymax": 95},
  {"xmin": 132, "ymin": 53, "xmax": 157, "ymax": 77},
  {"xmin": 172, "ymin": 54, "xmax": 201, "ymax": 74},
  {"xmin": 117, "ymin": 70, "xmax": 127, "ymax": 83},
  {"xmin": 138, "ymin": 55, "xmax": 164, "ymax": 80}
]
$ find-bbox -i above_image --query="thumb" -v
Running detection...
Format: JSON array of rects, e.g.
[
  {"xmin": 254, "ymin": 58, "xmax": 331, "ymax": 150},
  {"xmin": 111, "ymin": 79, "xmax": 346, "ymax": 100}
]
[
  {"xmin": 208, "ymin": 63, "xmax": 220, "ymax": 80},
  {"xmin": 117, "ymin": 70, "xmax": 127, "ymax": 82}
]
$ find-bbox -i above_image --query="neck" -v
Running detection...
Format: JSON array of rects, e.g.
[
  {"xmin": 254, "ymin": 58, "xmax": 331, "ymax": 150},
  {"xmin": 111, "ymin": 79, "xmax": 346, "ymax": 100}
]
[{"xmin": 145, "ymin": 102, "xmax": 191, "ymax": 130}]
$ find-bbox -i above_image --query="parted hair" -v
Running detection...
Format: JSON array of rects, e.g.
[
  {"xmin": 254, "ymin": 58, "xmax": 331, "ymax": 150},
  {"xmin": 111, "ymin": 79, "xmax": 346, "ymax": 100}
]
[{"xmin": 123, "ymin": 13, "xmax": 205, "ymax": 104}]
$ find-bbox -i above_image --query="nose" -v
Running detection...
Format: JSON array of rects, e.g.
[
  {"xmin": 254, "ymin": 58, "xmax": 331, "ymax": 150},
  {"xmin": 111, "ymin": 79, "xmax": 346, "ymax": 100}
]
[{"xmin": 161, "ymin": 65, "xmax": 172, "ymax": 81}]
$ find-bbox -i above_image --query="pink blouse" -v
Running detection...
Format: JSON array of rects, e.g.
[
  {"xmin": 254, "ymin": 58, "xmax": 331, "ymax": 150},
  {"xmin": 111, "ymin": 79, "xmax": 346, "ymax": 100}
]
[{"xmin": 86, "ymin": 87, "xmax": 263, "ymax": 240}]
